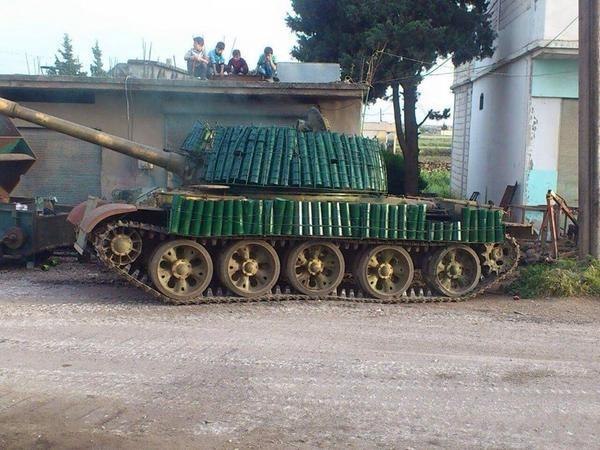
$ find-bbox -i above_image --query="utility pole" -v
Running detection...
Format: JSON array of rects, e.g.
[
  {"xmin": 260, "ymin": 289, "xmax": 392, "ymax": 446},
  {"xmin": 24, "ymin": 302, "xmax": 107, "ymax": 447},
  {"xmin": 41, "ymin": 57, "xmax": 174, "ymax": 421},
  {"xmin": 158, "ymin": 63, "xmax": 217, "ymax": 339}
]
[{"xmin": 579, "ymin": 0, "xmax": 600, "ymax": 258}]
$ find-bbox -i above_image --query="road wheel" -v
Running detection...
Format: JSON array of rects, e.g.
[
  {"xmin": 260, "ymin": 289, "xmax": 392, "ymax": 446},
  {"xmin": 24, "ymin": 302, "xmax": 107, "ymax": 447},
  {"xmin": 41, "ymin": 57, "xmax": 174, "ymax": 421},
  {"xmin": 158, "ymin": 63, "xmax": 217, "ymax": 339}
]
[
  {"xmin": 218, "ymin": 240, "xmax": 280, "ymax": 297},
  {"xmin": 148, "ymin": 239, "xmax": 213, "ymax": 301},
  {"xmin": 355, "ymin": 245, "xmax": 414, "ymax": 299},
  {"xmin": 285, "ymin": 242, "xmax": 345, "ymax": 296},
  {"xmin": 427, "ymin": 245, "xmax": 481, "ymax": 297}
]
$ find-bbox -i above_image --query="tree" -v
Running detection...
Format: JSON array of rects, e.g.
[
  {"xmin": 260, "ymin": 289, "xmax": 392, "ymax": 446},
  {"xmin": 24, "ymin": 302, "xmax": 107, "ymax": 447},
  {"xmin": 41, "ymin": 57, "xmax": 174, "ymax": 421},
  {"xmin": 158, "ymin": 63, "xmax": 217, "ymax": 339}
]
[
  {"xmin": 48, "ymin": 34, "xmax": 86, "ymax": 76},
  {"xmin": 287, "ymin": 0, "xmax": 495, "ymax": 194},
  {"xmin": 90, "ymin": 40, "xmax": 107, "ymax": 77}
]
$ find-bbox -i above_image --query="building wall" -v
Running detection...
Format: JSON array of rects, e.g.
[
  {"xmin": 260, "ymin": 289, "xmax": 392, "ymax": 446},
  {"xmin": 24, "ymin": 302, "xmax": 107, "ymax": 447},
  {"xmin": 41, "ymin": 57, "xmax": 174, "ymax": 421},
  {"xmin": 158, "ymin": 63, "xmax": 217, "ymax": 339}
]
[
  {"xmin": 524, "ymin": 57, "xmax": 579, "ymax": 207},
  {"xmin": 10, "ymin": 90, "xmax": 362, "ymax": 203},
  {"xmin": 542, "ymin": 0, "xmax": 579, "ymax": 41},
  {"xmin": 13, "ymin": 129, "xmax": 102, "ymax": 204},
  {"xmin": 557, "ymin": 99, "xmax": 578, "ymax": 204},
  {"xmin": 11, "ymin": 93, "xmax": 167, "ymax": 201},
  {"xmin": 362, "ymin": 122, "xmax": 397, "ymax": 153},
  {"xmin": 531, "ymin": 59, "xmax": 578, "ymax": 98},
  {"xmin": 451, "ymin": 0, "xmax": 579, "ymax": 208},
  {"xmin": 474, "ymin": 0, "xmax": 577, "ymax": 76},
  {"xmin": 466, "ymin": 58, "xmax": 531, "ymax": 204},
  {"xmin": 479, "ymin": 0, "xmax": 541, "ymax": 67},
  {"xmin": 524, "ymin": 97, "xmax": 561, "ymax": 206},
  {"xmin": 450, "ymin": 83, "xmax": 472, "ymax": 197}
]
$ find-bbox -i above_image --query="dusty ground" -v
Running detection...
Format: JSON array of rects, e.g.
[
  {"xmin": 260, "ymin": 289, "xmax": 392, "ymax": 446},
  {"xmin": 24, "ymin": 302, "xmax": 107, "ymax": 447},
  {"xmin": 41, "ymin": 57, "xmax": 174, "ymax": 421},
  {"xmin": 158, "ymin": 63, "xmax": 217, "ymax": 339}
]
[{"xmin": 1, "ymin": 259, "xmax": 599, "ymax": 449}]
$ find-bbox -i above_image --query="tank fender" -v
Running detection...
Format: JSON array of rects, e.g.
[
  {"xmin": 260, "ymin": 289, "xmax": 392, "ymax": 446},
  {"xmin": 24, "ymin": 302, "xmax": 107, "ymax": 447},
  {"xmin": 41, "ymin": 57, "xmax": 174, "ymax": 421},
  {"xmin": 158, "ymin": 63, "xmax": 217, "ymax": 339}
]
[
  {"xmin": 67, "ymin": 199, "xmax": 107, "ymax": 226},
  {"xmin": 78, "ymin": 203, "xmax": 138, "ymax": 234}
]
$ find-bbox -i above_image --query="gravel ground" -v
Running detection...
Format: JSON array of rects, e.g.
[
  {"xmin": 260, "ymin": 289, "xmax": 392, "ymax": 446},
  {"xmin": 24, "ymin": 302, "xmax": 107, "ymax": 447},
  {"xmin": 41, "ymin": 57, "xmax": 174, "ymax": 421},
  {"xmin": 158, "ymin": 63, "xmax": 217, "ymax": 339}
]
[{"xmin": 1, "ymin": 259, "xmax": 599, "ymax": 449}]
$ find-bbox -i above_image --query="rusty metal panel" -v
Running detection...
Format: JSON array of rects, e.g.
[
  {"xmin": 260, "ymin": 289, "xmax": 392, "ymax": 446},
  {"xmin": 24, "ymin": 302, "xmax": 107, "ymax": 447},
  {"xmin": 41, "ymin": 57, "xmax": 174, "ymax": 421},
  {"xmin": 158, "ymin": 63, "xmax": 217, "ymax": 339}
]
[
  {"xmin": 79, "ymin": 203, "xmax": 137, "ymax": 233},
  {"xmin": 0, "ymin": 200, "xmax": 74, "ymax": 259}
]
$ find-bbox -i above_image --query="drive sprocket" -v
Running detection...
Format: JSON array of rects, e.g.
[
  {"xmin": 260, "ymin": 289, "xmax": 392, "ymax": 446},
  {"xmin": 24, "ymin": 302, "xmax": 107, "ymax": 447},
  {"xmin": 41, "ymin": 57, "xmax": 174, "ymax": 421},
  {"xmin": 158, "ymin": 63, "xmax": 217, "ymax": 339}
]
[{"xmin": 480, "ymin": 239, "xmax": 518, "ymax": 276}]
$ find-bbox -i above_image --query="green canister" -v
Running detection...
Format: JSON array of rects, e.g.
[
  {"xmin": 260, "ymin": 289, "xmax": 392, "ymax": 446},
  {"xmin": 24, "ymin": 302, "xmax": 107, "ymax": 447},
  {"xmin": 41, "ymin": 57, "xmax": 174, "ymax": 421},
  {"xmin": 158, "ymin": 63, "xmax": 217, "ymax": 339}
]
[
  {"xmin": 406, "ymin": 205, "xmax": 418, "ymax": 240},
  {"xmin": 200, "ymin": 200, "xmax": 214, "ymax": 236},
  {"xmin": 443, "ymin": 222, "xmax": 453, "ymax": 241},
  {"xmin": 190, "ymin": 201, "xmax": 204, "ymax": 236},
  {"xmin": 416, "ymin": 204, "xmax": 427, "ymax": 240},
  {"xmin": 169, "ymin": 195, "xmax": 183, "ymax": 233},
  {"xmin": 212, "ymin": 200, "xmax": 225, "ymax": 236},
  {"xmin": 398, "ymin": 204, "xmax": 407, "ymax": 239},
  {"xmin": 461, "ymin": 207, "xmax": 470, "ymax": 242},
  {"xmin": 477, "ymin": 208, "xmax": 487, "ymax": 242},
  {"xmin": 486, "ymin": 209, "xmax": 495, "ymax": 242},
  {"xmin": 469, "ymin": 208, "xmax": 478, "ymax": 242},
  {"xmin": 179, "ymin": 199, "xmax": 195, "ymax": 235}
]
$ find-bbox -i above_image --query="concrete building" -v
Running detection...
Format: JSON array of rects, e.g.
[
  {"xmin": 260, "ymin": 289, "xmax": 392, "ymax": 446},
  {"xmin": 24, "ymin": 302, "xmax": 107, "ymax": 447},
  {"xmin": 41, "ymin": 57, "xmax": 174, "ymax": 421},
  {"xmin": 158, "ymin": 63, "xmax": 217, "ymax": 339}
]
[
  {"xmin": 450, "ymin": 0, "xmax": 578, "ymax": 214},
  {"xmin": 0, "ymin": 75, "xmax": 364, "ymax": 204},
  {"xmin": 362, "ymin": 121, "xmax": 398, "ymax": 153}
]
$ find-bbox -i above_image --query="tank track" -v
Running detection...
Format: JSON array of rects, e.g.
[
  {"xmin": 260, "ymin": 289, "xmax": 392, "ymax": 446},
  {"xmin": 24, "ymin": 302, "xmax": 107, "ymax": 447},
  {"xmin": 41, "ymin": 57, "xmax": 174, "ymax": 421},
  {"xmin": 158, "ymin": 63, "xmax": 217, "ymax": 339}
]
[{"xmin": 93, "ymin": 220, "xmax": 520, "ymax": 306}]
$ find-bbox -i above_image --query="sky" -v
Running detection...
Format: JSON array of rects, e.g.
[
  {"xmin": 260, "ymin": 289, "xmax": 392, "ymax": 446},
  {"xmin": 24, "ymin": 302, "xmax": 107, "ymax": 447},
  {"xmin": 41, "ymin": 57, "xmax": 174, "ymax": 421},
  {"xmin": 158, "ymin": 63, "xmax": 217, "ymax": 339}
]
[{"xmin": 0, "ymin": 0, "xmax": 454, "ymax": 125}]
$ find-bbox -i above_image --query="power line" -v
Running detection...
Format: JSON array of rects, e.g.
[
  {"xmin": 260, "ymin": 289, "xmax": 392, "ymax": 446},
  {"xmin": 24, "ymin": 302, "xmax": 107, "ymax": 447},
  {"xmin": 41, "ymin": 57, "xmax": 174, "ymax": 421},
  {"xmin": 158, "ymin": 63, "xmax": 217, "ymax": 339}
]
[{"xmin": 372, "ymin": 15, "xmax": 579, "ymax": 86}]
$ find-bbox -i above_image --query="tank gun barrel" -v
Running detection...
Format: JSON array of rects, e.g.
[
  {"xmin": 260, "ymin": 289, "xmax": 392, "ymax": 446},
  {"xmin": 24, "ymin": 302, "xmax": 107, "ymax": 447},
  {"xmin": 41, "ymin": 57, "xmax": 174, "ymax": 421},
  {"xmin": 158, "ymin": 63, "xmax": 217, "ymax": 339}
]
[{"xmin": 0, "ymin": 97, "xmax": 186, "ymax": 175}]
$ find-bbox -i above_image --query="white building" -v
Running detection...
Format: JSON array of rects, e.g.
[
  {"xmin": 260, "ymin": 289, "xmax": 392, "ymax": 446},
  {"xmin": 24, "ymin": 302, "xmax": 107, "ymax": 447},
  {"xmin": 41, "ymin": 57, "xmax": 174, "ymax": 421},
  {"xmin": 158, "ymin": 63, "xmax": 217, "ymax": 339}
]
[{"xmin": 451, "ymin": 0, "xmax": 578, "ymax": 212}]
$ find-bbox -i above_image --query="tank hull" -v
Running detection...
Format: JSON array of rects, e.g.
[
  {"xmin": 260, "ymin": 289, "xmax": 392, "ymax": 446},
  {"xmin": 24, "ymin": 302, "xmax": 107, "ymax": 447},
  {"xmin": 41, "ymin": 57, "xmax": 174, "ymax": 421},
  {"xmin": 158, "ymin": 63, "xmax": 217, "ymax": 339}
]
[{"xmin": 75, "ymin": 191, "xmax": 519, "ymax": 304}]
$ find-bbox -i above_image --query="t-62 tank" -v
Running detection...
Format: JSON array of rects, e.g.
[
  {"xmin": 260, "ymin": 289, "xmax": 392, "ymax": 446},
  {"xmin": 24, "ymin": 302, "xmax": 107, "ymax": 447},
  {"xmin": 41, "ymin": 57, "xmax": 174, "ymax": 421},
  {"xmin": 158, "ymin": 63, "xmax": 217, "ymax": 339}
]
[{"xmin": 0, "ymin": 97, "xmax": 518, "ymax": 304}]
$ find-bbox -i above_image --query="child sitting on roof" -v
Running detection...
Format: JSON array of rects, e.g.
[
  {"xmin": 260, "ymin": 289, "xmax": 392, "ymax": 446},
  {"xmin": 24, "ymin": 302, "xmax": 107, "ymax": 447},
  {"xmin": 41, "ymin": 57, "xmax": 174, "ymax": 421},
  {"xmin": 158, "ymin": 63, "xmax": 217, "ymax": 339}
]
[
  {"xmin": 208, "ymin": 42, "xmax": 226, "ymax": 78},
  {"xmin": 226, "ymin": 49, "xmax": 249, "ymax": 75},
  {"xmin": 184, "ymin": 36, "xmax": 209, "ymax": 79},
  {"xmin": 257, "ymin": 46, "xmax": 279, "ymax": 82}
]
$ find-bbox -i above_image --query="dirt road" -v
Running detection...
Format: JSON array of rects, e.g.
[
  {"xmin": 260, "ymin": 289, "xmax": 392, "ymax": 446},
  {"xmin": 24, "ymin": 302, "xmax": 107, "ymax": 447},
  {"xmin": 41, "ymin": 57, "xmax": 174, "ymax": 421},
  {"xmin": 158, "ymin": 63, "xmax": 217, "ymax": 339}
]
[{"xmin": 1, "ymin": 260, "xmax": 599, "ymax": 448}]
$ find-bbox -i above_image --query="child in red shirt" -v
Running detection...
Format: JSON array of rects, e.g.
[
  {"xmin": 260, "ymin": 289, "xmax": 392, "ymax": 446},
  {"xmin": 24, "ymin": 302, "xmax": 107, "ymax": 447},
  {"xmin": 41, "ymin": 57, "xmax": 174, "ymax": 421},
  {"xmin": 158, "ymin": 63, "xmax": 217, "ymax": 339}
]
[{"xmin": 226, "ymin": 49, "xmax": 249, "ymax": 75}]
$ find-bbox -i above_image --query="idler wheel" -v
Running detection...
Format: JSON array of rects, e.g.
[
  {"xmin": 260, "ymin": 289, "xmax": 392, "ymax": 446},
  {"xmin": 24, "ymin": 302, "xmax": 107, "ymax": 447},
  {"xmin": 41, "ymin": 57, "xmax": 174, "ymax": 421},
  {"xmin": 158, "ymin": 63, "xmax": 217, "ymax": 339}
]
[
  {"xmin": 427, "ymin": 244, "xmax": 481, "ymax": 297},
  {"xmin": 285, "ymin": 242, "xmax": 345, "ymax": 296},
  {"xmin": 218, "ymin": 240, "xmax": 280, "ymax": 297},
  {"xmin": 355, "ymin": 245, "xmax": 414, "ymax": 299},
  {"xmin": 97, "ymin": 225, "xmax": 142, "ymax": 267},
  {"xmin": 148, "ymin": 239, "xmax": 213, "ymax": 301}
]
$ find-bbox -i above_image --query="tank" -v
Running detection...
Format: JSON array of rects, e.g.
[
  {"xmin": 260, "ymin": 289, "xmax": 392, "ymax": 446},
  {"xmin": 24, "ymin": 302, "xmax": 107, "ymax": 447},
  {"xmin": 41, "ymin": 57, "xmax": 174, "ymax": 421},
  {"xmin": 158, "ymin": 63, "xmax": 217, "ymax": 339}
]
[{"xmin": 0, "ymin": 97, "xmax": 519, "ymax": 304}]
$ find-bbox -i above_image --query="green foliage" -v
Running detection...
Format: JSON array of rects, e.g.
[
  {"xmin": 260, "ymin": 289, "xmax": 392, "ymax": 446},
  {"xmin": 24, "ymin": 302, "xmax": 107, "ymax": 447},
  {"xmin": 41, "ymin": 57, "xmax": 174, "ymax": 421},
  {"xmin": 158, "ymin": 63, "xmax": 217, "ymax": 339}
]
[
  {"xmin": 509, "ymin": 259, "xmax": 600, "ymax": 298},
  {"xmin": 421, "ymin": 169, "xmax": 452, "ymax": 197},
  {"xmin": 48, "ymin": 34, "xmax": 86, "ymax": 76},
  {"xmin": 287, "ymin": 0, "xmax": 495, "ymax": 99},
  {"xmin": 383, "ymin": 151, "xmax": 426, "ymax": 195},
  {"xmin": 287, "ymin": 0, "xmax": 495, "ymax": 194},
  {"xmin": 90, "ymin": 40, "xmax": 107, "ymax": 77}
]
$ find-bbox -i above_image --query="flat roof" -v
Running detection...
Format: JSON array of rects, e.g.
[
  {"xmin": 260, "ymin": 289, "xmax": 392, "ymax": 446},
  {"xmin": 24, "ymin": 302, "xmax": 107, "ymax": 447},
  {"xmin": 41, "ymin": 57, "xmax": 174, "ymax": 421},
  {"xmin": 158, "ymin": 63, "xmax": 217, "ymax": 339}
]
[{"xmin": 0, "ymin": 75, "xmax": 366, "ymax": 99}]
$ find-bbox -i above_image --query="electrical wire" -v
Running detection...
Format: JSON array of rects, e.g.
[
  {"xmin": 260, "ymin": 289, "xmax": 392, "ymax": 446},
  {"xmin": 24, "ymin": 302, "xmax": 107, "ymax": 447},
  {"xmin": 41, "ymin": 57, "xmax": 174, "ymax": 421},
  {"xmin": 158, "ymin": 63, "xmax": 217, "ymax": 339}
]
[{"xmin": 372, "ymin": 15, "xmax": 579, "ymax": 86}]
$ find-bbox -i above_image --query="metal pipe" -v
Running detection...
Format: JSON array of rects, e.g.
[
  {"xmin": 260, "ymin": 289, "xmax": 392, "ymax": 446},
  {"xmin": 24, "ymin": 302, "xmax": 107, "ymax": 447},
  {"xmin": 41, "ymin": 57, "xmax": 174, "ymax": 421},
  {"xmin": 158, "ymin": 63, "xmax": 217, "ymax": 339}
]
[{"xmin": 0, "ymin": 97, "xmax": 187, "ymax": 175}]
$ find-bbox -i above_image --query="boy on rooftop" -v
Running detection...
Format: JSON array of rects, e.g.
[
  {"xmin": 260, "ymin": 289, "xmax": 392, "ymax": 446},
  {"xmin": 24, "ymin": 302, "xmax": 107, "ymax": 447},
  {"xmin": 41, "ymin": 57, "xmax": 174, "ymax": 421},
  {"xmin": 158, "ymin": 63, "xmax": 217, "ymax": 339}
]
[
  {"xmin": 184, "ymin": 36, "xmax": 209, "ymax": 79},
  {"xmin": 208, "ymin": 42, "xmax": 226, "ymax": 78},
  {"xmin": 257, "ymin": 46, "xmax": 279, "ymax": 82},
  {"xmin": 226, "ymin": 49, "xmax": 249, "ymax": 75}
]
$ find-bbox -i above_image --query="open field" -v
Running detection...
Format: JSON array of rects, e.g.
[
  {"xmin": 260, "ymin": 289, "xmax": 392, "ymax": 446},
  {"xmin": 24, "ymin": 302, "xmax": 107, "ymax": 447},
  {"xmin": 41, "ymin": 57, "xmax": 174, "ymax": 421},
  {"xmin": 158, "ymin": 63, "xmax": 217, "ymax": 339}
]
[
  {"xmin": 419, "ymin": 134, "xmax": 452, "ymax": 156},
  {"xmin": 1, "ymin": 260, "xmax": 599, "ymax": 448}
]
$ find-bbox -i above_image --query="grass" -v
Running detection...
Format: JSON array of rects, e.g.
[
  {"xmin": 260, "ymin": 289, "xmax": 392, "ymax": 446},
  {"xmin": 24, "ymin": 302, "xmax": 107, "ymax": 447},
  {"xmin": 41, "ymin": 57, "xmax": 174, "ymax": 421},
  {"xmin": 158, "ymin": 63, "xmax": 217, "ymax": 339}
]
[
  {"xmin": 509, "ymin": 258, "xmax": 600, "ymax": 298},
  {"xmin": 421, "ymin": 168, "xmax": 453, "ymax": 198}
]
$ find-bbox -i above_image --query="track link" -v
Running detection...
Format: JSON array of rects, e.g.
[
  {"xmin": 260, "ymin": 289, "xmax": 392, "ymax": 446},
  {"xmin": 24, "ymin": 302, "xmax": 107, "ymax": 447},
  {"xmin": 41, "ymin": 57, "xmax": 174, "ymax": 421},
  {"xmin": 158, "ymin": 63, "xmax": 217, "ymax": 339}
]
[{"xmin": 94, "ymin": 220, "xmax": 520, "ymax": 306}]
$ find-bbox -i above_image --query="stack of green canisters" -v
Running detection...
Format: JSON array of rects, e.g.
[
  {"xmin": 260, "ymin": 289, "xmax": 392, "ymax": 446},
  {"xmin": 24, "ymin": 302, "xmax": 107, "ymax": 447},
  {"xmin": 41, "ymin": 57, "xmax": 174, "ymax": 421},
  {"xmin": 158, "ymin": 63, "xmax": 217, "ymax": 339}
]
[
  {"xmin": 460, "ymin": 207, "xmax": 504, "ymax": 243},
  {"xmin": 181, "ymin": 122, "xmax": 387, "ymax": 193},
  {"xmin": 168, "ymin": 196, "xmax": 503, "ymax": 243}
]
